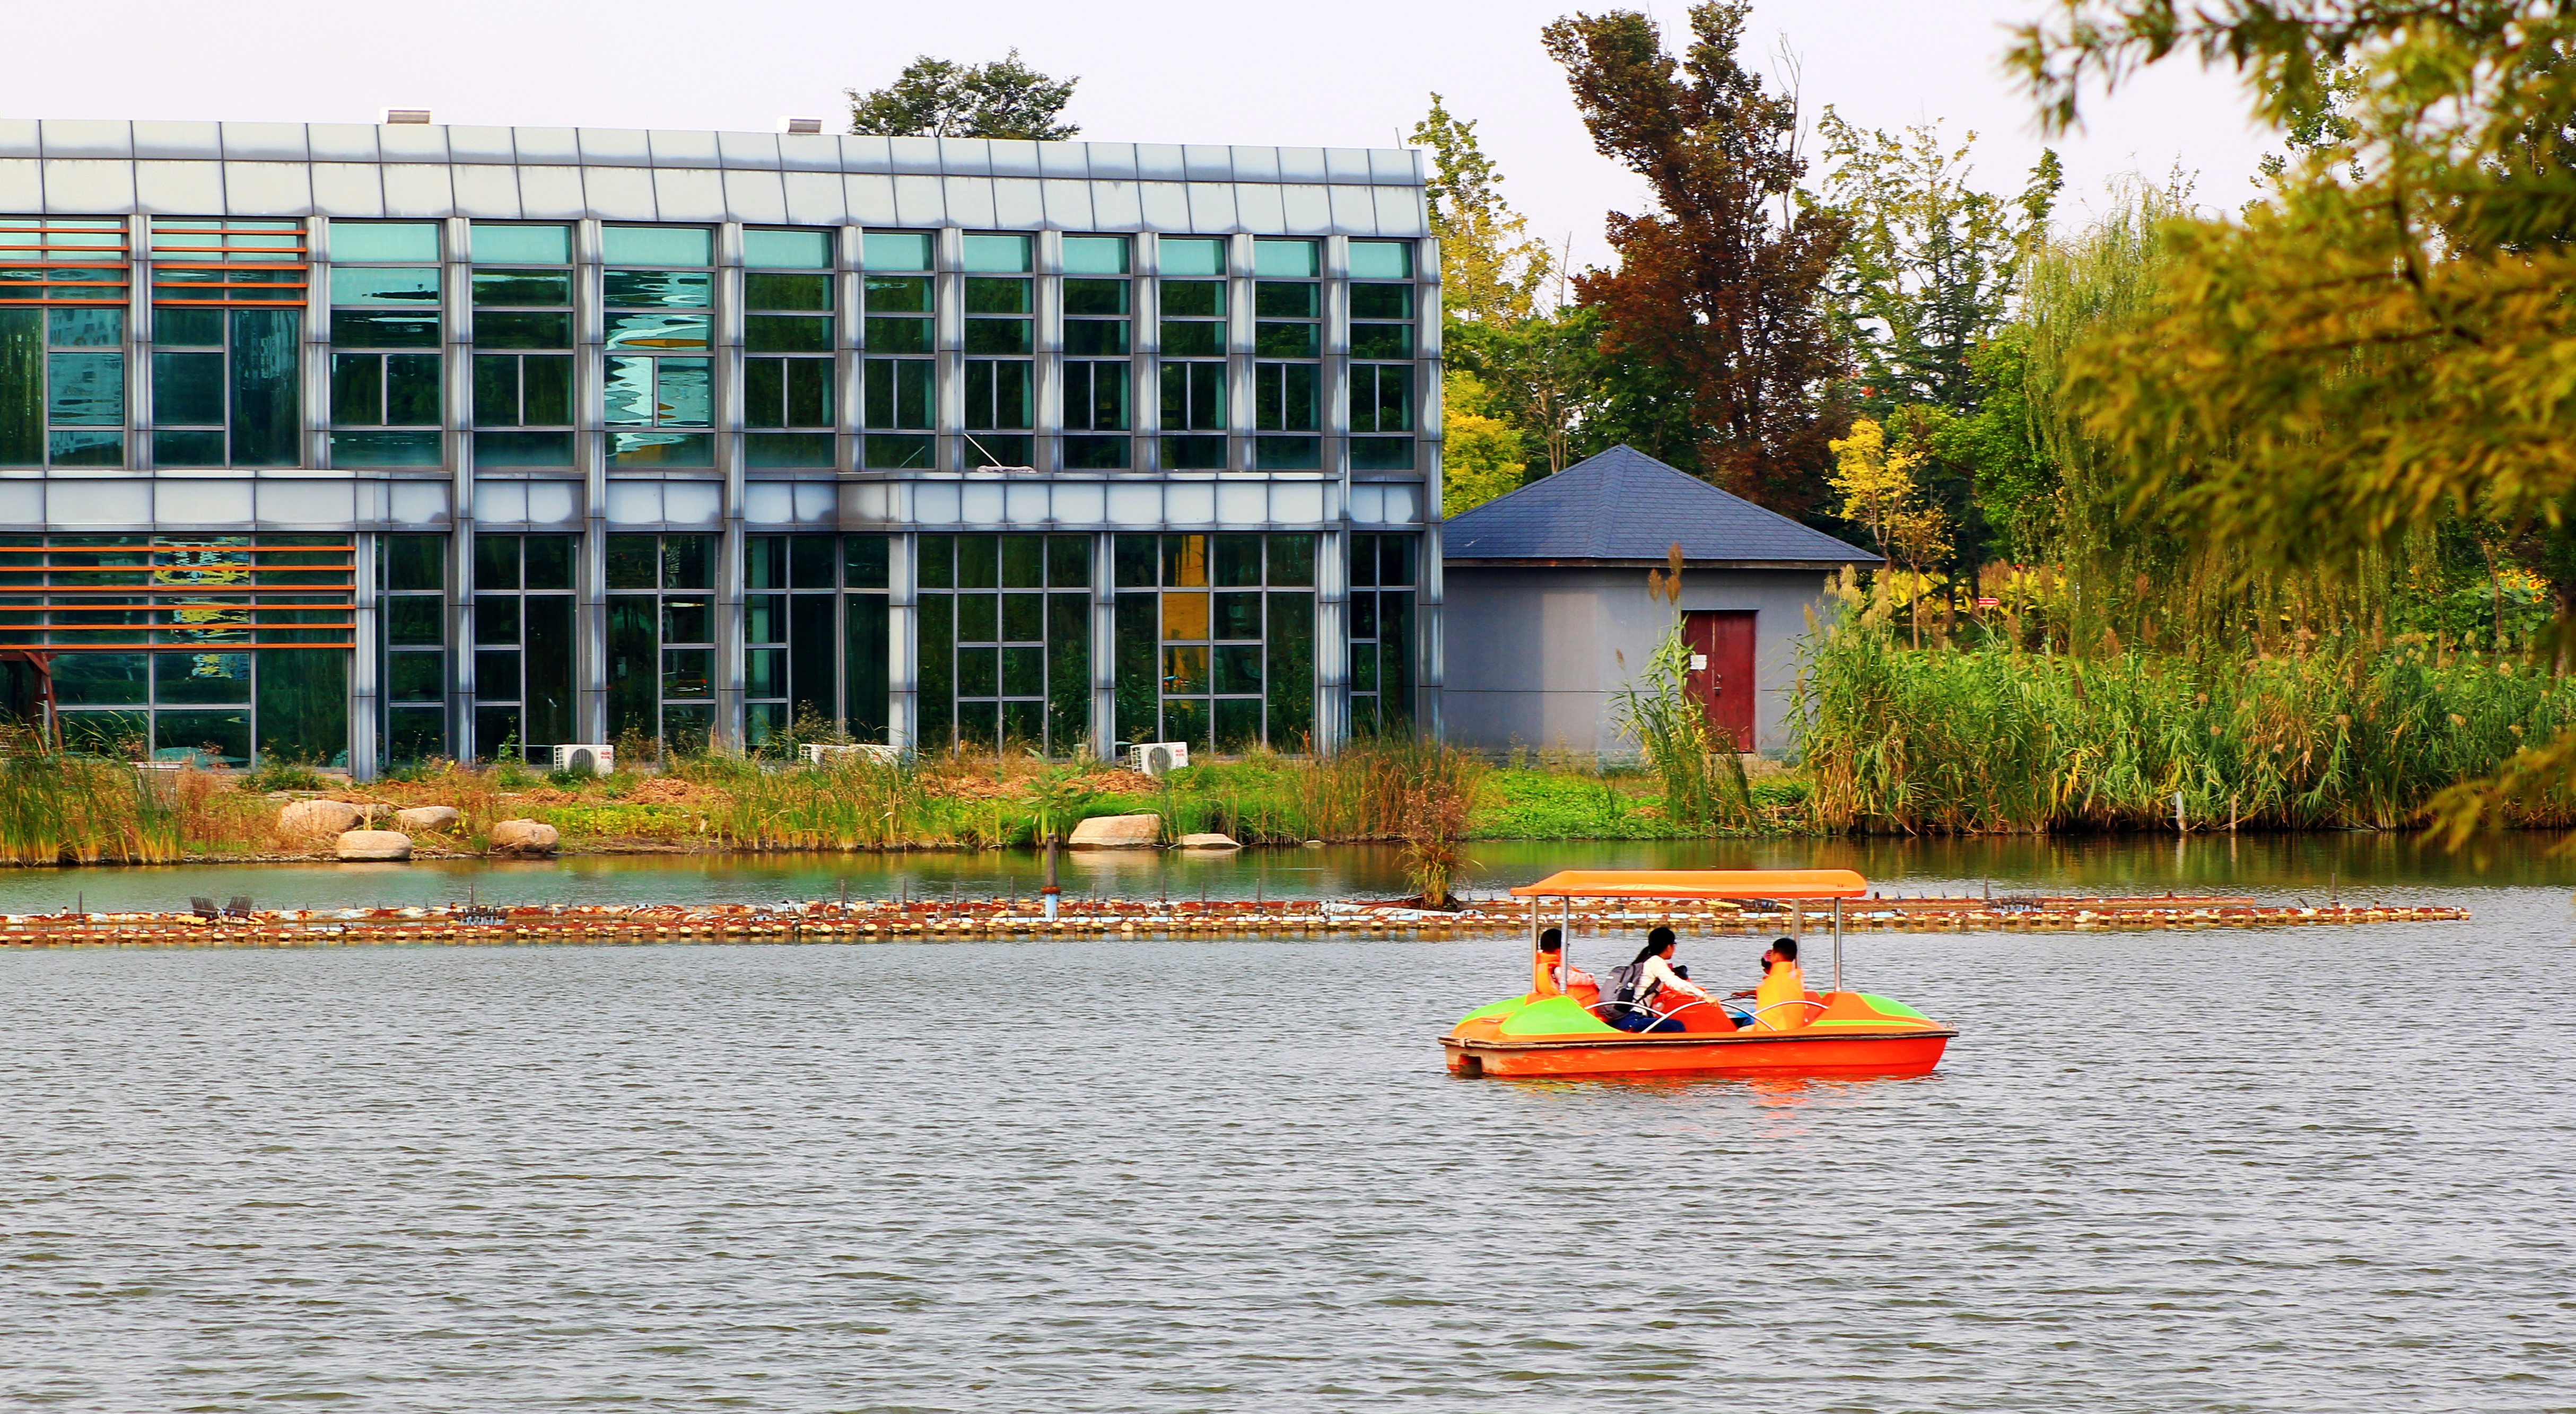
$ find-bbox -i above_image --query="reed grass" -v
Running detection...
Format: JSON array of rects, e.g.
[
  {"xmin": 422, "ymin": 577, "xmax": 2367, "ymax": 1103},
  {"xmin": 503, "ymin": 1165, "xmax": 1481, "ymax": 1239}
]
[{"xmin": 1798, "ymin": 623, "xmax": 2576, "ymax": 833}]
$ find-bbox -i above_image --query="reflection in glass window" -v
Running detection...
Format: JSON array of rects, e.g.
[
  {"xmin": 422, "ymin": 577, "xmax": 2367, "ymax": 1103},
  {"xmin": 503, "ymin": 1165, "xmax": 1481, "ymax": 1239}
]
[
  {"xmin": 1112, "ymin": 533, "xmax": 1314, "ymax": 753},
  {"xmin": 603, "ymin": 232, "xmax": 714, "ymax": 468},
  {"xmin": 915, "ymin": 533, "xmax": 1092, "ymax": 753},
  {"xmin": 605, "ymin": 533, "xmax": 718, "ymax": 754},
  {"xmin": 1347, "ymin": 533, "xmax": 1417, "ymax": 736}
]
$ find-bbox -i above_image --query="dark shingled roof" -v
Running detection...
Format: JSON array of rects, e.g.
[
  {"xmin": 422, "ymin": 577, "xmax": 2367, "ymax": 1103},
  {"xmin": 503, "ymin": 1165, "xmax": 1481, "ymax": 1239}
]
[{"xmin": 1442, "ymin": 444, "xmax": 1880, "ymax": 566}]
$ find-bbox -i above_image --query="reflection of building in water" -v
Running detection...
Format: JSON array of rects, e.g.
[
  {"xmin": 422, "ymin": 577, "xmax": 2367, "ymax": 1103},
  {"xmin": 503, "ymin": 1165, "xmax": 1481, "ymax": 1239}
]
[{"xmin": 0, "ymin": 120, "xmax": 1442, "ymax": 773}]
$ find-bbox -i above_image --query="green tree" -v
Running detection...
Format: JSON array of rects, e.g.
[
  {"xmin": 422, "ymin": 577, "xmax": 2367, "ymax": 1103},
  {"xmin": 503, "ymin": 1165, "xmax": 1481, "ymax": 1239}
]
[
  {"xmin": 1411, "ymin": 95, "xmax": 1554, "ymax": 326},
  {"xmin": 1440, "ymin": 370, "xmax": 1530, "ymax": 516},
  {"xmin": 1542, "ymin": 1, "xmax": 1850, "ymax": 518},
  {"xmin": 2006, "ymin": 1, "xmax": 2576, "ymax": 814},
  {"xmin": 1814, "ymin": 114, "xmax": 2062, "ymax": 416},
  {"xmin": 847, "ymin": 51, "xmax": 1079, "ymax": 141}
]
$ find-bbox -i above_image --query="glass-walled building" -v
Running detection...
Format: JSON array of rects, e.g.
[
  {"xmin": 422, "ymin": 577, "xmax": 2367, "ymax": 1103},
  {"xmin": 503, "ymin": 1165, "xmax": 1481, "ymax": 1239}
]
[{"xmin": 0, "ymin": 122, "xmax": 1442, "ymax": 774}]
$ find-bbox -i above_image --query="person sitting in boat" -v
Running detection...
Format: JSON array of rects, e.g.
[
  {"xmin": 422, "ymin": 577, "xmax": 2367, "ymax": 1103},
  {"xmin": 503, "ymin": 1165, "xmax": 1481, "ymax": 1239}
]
[
  {"xmin": 1607, "ymin": 927, "xmax": 1712, "ymax": 1032},
  {"xmin": 1728, "ymin": 938, "xmax": 1813, "ymax": 1031},
  {"xmin": 1532, "ymin": 928, "xmax": 1601, "ymax": 1010}
]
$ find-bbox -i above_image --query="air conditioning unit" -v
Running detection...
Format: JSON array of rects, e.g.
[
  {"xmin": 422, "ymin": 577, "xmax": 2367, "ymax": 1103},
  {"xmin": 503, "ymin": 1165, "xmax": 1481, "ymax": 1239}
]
[
  {"xmin": 802, "ymin": 743, "xmax": 901, "ymax": 767},
  {"xmin": 1126, "ymin": 741, "xmax": 1190, "ymax": 777},
  {"xmin": 552, "ymin": 743, "xmax": 615, "ymax": 775}
]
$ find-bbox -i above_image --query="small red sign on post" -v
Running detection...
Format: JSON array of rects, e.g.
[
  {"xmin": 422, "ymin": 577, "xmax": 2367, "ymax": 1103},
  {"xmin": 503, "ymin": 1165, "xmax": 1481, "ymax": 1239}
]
[{"xmin": 1974, "ymin": 597, "xmax": 2001, "ymax": 608}]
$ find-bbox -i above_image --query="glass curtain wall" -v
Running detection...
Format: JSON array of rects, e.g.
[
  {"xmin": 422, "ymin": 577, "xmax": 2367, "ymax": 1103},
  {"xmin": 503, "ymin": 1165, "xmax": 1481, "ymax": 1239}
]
[
  {"xmin": 1347, "ymin": 241, "xmax": 1416, "ymax": 472},
  {"xmin": 0, "ymin": 217, "xmax": 129, "ymax": 469},
  {"xmin": 469, "ymin": 223, "xmax": 576, "ymax": 469},
  {"xmin": 605, "ymin": 533, "xmax": 715, "ymax": 752},
  {"xmin": 740, "ymin": 533, "xmax": 892, "ymax": 747},
  {"xmin": 744, "ymin": 227, "xmax": 835, "ymax": 469},
  {"xmin": 471, "ymin": 534, "xmax": 577, "ymax": 761},
  {"xmin": 1060, "ymin": 235, "xmax": 1130, "ymax": 470},
  {"xmin": 0, "ymin": 534, "xmax": 350, "ymax": 767},
  {"xmin": 961, "ymin": 233, "xmax": 1033, "ymax": 468},
  {"xmin": 1347, "ymin": 532, "xmax": 1417, "ymax": 736},
  {"xmin": 328, "ymin": 221, "xmax": 442, "ymax": 468},
  {"xmin": 860, "ymin": 231, "xmax": 935, "ymax": 469},
  {"xmin": 1251, "ymin": 238, "xmax": 1321, "ymax": 470},
  {"xmin": 602, "ymin": 226, "xmax": 713, "ymax": 468},
  {"xmin": 1156, "ymin": 236, "xmax": 1228, "ymax": 472},
  {"xmin": 380, "ymin": 533, "xmax": 449, "ymax": 763},
  {"xmin": 150, "ymin": 219, "xmax": 304, "ymax": 468},
  {"xmin": 1113, "ymin": 533, "xmax": 1314, "ymax": 753},
  {"xmin": 915, "ymin": 533, "xmax": 1090, "ymax": 753}
]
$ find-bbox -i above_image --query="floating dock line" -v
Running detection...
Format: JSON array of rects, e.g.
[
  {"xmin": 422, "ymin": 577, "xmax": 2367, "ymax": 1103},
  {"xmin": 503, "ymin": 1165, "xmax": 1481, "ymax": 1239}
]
[{"xmin": 0, "ymin": 893, "xmax": 2468, "ymax": 948}]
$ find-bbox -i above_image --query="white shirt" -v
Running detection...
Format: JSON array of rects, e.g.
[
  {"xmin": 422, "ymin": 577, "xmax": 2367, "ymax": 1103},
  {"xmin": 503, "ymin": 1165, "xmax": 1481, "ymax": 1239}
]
[{"xmin": 1640, "ymin": 954, "xmax": 1709, "ymax": 1000}]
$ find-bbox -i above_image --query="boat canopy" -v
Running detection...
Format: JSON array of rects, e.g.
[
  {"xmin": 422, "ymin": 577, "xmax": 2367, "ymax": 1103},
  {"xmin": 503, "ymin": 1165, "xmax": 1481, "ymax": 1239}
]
[{"xmin": 1508, "ymin": 869, "xmax": 1870, "ymax": 901}]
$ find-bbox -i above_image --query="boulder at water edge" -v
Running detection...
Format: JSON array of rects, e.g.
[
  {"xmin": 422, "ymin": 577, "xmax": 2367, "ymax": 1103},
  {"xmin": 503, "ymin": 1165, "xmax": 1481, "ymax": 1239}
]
[
  {"xmin": 488, "ymin": 819, "xmax": 560, "ymax": 857},
  {"xmin": 396, "ymin": 805, "xmax": 460, "ymax": 832},
  {"xmin": 1176, "ymin": 832, "xmax": 1242, "ymax": 851},
  {"xmin": 1066, "ymin": 813, "xmax": 1162, "ymax": 849},
  {"xmin": 279, "ymin": 799, "xmax": 364, "ymax": 836},
  {"xmin": 336, "ymin": 830, "xmax": 413, "ymax": 861}
]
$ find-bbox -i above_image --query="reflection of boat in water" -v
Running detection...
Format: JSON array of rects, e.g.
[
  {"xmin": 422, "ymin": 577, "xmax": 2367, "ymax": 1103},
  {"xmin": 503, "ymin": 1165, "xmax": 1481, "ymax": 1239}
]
[{"xmin": 1442, "ymin": 869, "xmax": 1957, "ymax": 1079}]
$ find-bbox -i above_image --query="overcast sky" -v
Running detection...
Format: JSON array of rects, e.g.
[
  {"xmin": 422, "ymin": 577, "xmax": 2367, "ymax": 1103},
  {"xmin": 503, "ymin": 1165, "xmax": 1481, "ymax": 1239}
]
[{"xmin": 4, "ymin": 0, "xmax": 2277, "ymax": 267}]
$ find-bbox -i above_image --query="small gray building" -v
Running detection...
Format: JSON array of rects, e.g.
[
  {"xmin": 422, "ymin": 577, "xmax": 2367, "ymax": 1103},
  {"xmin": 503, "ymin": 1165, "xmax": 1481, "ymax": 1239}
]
[{"xmin": 1442, "ymin": 445, "xmax": 1879, "ymax": 757}]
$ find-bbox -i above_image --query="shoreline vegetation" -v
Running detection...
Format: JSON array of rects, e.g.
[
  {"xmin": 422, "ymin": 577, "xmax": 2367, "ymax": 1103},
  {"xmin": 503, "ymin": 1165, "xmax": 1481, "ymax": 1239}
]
[{"xmin": 4, "ymin": 615, "xmax": 2571, "ymax": 874}]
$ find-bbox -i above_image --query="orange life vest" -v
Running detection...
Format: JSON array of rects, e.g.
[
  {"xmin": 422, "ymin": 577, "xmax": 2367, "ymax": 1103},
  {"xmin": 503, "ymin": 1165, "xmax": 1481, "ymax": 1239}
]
[{"xmin": 1753, "ymin": 959, "xmax": 1811, "ymax": 1030}]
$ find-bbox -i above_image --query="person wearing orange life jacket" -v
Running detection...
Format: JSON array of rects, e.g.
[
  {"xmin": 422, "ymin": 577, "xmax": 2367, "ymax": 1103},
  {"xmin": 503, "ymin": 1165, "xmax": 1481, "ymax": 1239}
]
[
  {"xmin": 1531, "ymin": 928, "xmax": 1601, "ymax": 1012},
  {"xmin": 1728, "ymin": 937, "xmax": 1815, "ymax": 1030}
]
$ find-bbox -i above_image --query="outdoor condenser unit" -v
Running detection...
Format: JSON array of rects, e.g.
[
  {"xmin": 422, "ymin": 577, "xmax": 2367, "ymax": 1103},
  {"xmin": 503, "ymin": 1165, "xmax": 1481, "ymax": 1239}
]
[
  {"xmin": 1126, "ymin": 742, "xmax": 1189, "ymax": 777},
  {"xmin": 552, "ymin": 744, "xmax": 615, "ymax": 775}
]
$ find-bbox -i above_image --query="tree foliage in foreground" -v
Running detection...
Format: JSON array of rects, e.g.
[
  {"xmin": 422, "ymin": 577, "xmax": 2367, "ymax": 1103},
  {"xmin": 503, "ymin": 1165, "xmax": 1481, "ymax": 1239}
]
[
  {"xmin": 2006, "ymin": 1, "xmax": 2576, "ymax": 830},
  {"xmin": 847, "ymin": 50, "xmax": 1079, "ymax": 141}
]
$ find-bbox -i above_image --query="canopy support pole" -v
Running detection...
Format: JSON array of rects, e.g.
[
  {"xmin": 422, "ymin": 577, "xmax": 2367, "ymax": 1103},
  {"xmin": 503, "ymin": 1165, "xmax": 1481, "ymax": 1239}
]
[{"xmin": 1832, "ymin": 897, "xmax": 1844, "ymax": 992}]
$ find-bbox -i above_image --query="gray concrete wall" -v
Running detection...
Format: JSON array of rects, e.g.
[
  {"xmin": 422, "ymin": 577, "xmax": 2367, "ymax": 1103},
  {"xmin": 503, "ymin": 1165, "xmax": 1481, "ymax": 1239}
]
[{"xmin": 1441, "ymin": 565, "xmax": 1834, "ymax": 757}]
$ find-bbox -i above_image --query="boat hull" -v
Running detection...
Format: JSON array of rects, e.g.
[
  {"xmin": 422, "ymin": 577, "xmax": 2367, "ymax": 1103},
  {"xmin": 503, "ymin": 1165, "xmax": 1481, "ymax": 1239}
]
[{"xmin": 1443, "ymin": 1026, "xmax": 1955, "ymax": 1079}]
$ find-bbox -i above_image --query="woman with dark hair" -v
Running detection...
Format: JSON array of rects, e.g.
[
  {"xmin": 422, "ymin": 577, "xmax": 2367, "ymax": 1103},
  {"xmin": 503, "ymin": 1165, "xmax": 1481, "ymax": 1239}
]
[
  {"xmin": 1531, "ymin": 927, "xmax": 1600, "ymax": 1010},
  {"xmin": 1606, "ymin": 927, "xmax": 1712, "ymax": 1032}
]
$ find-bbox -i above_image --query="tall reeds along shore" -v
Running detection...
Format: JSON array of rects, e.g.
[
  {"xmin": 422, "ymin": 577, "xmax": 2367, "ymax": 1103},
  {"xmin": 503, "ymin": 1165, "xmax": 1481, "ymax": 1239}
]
[{"xmin": 1797, "ymin": 622, "xmax": 2576, "ymax": 834}]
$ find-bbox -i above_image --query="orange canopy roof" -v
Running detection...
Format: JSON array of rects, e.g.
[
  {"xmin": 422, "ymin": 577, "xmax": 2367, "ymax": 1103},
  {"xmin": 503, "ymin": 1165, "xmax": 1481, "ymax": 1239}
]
[{"xmin": 1508, "ymin": 869, "xmax": 1869, "ymax": 900}]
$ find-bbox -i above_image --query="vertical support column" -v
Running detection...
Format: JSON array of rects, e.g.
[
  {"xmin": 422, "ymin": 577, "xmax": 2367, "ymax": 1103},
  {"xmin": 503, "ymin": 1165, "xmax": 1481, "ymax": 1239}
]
[
  {"xmin": 574, "ymin": 218, "xmax": 609, "ymax": 746},
  {"xmin": 1226, "ymin": 232, "xmax": 1252, "ymax": 474},
  {"xmin": 1091, "ymin": 530, "xmax": 1116, "ymax": 762},
  {"xmin": 1323, "ymin": 234, "xmax": 1348, "ymax": 492},
  {"xmin": 715, "ymin": 221, "xmax": 746, "ymax": 751},
  {"xmin": 887, "ymin": 529, "xmax": 916, "ymax": 751},
  {"xmin": 1315, "ymin": 527, "xmax": 1348, "ymax": 754},
  {"xmin": 1035, "ymin": 229, "xmax": 1061, "ymax": 474},
  {"xmin": 1419, "ymin": 234, "xmax": 1444, "ymax": 743},
  {"xmin": 350, "ymin": 530, "xmax": 380, "ymax": 780},
  {"xmin": 1134, "ymin": 233, "xmax": 1161, "ymax": 474},
  {"xmin": 936, "ymin": 226, "xmax": 963, "ymax": 473},
  {"xmin": 443, "ymin": 216, "xmax": 476, "ymax": 761}
]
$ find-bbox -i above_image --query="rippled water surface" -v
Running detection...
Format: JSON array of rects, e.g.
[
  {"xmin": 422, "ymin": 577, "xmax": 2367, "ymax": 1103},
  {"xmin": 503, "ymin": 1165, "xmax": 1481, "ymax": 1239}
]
[{"xmin": 1, "ymin": 840, "xmax": 2570, "ymax": 1411}]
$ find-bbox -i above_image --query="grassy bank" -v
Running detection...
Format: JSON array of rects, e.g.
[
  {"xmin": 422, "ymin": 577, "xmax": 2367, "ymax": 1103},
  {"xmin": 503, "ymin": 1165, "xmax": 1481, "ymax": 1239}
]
[{"xmin": 1800, "ymin": 625, "xmax": 2576, "ymax": 833}]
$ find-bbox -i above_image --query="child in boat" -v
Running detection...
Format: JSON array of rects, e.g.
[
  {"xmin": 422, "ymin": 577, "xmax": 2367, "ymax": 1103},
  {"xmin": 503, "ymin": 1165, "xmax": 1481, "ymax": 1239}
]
[
  {"xmin": 1728, "ymin": 938, "xmax": 1812, "ymax": 1030},
  {"xmin": 1531, "ymin": 928, "xmax": 1601, "ymax": 1011},
  {"xmin": 1609, "ymin": 927, "xmax": 1713, "ymax": 1032}
]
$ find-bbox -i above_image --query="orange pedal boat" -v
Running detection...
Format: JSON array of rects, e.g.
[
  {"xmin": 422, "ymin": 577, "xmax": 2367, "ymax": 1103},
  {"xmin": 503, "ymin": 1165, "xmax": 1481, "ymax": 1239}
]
[{"xmin": 1442, "ymin": 869, "xmax": 1958, "ymax": 1079}]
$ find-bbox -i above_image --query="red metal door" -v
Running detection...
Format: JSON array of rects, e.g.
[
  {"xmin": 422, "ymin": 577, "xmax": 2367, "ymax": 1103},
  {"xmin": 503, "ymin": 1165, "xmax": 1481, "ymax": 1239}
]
[{"xmin": 1681, "ymin": 610, "xmax": 1757, "ymax": 750}]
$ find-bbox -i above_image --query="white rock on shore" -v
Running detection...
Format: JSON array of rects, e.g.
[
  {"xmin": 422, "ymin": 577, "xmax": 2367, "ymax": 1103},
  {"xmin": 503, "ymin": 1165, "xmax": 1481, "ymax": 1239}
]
[
  {"xmin": 1176, "ymin": 832, "xmax": 1242, "ymax": 851},
  {"xmin": 335, "ymin": 830, "xmax": 412, "ymax": 861},
  {"xmin": 1067, "ymin": 813, "xmax": 1162, "ymax": 849},
  {"xmin": 488, "ymin": 819, "xmax": 560, "ymax": 857},
  {"xmin": 396, "ymin": 806, "xmax": 460, "ymax": 832},
  {"xmin": 279, "ymin": 799, "xmax": 364, "ymax": 836}
]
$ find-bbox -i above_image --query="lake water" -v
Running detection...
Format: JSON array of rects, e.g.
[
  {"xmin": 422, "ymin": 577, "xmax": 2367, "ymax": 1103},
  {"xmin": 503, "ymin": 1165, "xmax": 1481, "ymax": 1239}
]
[{"xmin": 0, "ymin": 837, "xmax": 2569, "ymax": 1411}]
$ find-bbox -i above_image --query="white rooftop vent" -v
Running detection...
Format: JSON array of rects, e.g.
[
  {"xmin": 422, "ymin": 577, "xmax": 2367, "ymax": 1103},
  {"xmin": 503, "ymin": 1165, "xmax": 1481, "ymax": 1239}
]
[
  {"xmin": 382, "ymin": 107, "xmax": 432, "ymax": 125},
  {"xmin": 779, "ymin": 116, "xmax": 824, "ymax": 135}
]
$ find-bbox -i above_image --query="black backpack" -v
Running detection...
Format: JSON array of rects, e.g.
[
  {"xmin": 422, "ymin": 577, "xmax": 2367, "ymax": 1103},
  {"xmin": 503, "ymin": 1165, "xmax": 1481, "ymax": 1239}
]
[{"xmin": 1605, "ymin": 961, "xmax": 1647, "ymax": 1006}]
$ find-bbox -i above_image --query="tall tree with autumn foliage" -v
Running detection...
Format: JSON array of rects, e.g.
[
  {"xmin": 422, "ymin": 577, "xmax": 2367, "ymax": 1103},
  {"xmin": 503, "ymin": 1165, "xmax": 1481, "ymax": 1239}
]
[{"xmin": 1542, "ymin": 1, "xmax": 1848, "ymax": 517}]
